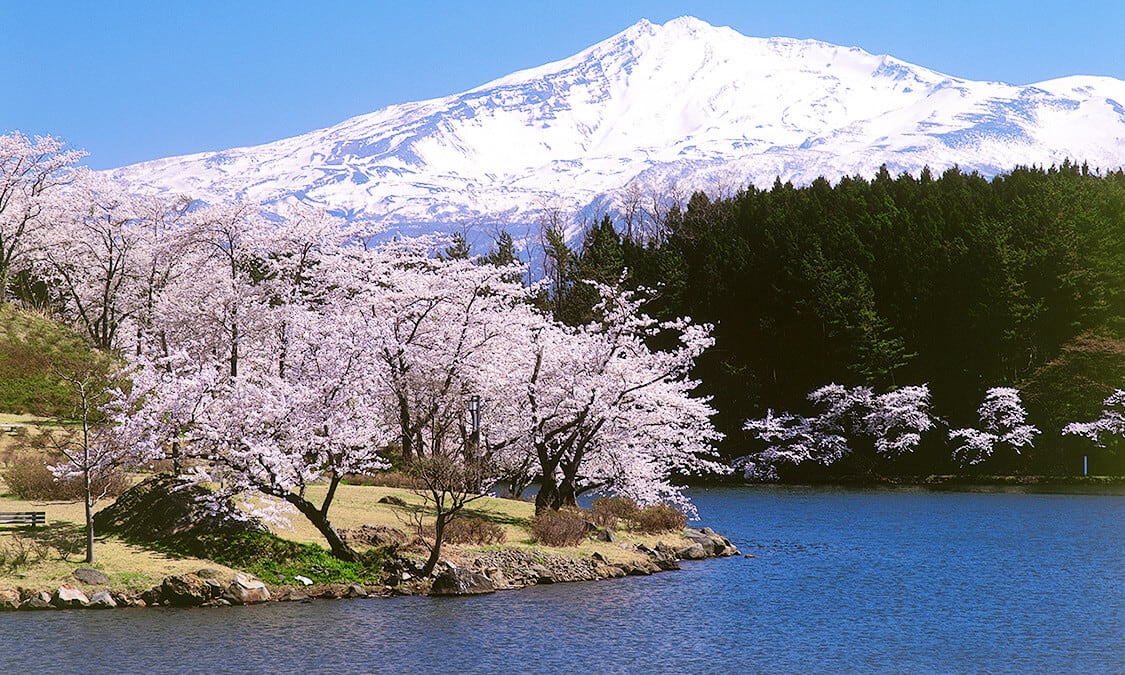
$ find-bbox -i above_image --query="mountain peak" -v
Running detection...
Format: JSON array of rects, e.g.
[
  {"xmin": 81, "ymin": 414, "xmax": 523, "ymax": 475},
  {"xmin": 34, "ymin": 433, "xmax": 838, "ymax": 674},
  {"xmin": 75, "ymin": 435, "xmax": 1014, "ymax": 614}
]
[{"xmin": 108, "ymin": 17, "xmax": 1125, "ymax": 234}]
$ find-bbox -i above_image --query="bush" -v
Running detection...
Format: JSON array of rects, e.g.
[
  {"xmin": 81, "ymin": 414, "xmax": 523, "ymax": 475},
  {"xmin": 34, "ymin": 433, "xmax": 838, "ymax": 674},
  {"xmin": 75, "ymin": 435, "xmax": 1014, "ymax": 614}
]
[
  {"xmin": 441, "ymin": 517, "xmax": 506, "ymax": 545},
  {"xmin": 531, "ymin": 508, "xmax": 589, "ymax": 547},
  {"xmin": 591, "ymin": 496, "xmax": 639, "ymax": 525},
  {"xmin": 628, "ymin": 504, "xmax": 687, "ymax": 534},
  {"xmin": 344, "ymin": 471, "xmax": 421, "ymax": 490},
  {"xmin": 2, "ymin": 460, "xmax": 129, "ymax": 501},
  {"xmin": 0, "ymin": 533, "xmax": 52, "ymax": 574}
]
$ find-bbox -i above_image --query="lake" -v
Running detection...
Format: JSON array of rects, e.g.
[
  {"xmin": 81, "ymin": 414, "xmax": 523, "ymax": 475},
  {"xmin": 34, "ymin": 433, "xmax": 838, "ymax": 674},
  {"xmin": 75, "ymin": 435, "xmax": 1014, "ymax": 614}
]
[{"xmin": 3, "ymin": 486, "xmax": 1122, "ymax": 673}]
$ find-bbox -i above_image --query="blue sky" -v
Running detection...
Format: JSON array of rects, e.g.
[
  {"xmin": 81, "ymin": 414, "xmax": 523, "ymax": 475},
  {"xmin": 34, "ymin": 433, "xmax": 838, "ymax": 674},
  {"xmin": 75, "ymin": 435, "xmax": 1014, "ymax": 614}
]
[{"xmin": 5, "ymin": 0, "xmax": 1121, "ymax": 169}]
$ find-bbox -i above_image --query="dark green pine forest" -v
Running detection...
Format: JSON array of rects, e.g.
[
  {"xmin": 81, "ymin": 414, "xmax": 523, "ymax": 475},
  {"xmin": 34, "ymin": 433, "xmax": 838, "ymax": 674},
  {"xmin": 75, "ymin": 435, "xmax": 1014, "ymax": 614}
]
[{"xmin": 546, "ymin": 163, "xmax": 1125, "ymax": 478}]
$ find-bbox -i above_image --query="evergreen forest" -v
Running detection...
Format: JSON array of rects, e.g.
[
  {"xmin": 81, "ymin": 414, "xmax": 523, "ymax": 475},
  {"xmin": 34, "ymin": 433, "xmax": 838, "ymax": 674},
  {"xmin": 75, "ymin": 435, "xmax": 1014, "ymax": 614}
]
[{"xmin": 546, "ymin": 163, "xmax": 1125, "ymax": 478}]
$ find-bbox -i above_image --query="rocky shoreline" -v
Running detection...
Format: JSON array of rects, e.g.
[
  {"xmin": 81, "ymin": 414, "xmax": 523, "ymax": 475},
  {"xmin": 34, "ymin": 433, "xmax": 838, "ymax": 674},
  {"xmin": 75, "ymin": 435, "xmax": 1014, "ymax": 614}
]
[{"xmin": 0, "ymin": 527, "xmax": 740, "ymax": 610}]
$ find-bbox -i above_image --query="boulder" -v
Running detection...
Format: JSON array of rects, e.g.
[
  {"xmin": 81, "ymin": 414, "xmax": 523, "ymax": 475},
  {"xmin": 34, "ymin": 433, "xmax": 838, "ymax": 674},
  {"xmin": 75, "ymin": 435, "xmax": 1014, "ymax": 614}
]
[
  {"xmin": 277, "ymin": 588, "xmax": 311, "ymax": 602},
  {"xmin": 87, "ymin": 590, "xmax": 117, "ymax": 609},
  {"xmin": 344, "ymin": 583, "xmax": 368, "ymax": 599},
  {"xmin": 204, "ymin": 578, "xmax": 224, "ymax": 599},
  {"xmin": 161, "ymin": 574, "xmax": 210, "ymax": 607},
  {"xmin": 196, "ymin": 568, "xmax": 225, "ymax": 579},
  {"xmin": 481, "ymin": 566, "xmax": 510, "ymax": 589},
  {"xmin": 530, "ymin": 564, "xmax": 556, "ymax": 584},
  {"xmin": 225, "ymin": 573, "xmax": 271, "ymax": 605},
  {"xmin": 318, "ymin": 586, "xmax": 345, "ymax": 599},
  {"xmin": 141, "ymin": 586, "xmax": 163, "ymax": 606},
  {"xmin": 596, "ymin": 564, "xmax": 626, "ymax": 579},
  {"xmin": 293, "ymin": 575, "xmax": 313, "ymax": 586},
  {"xmin": 73, "ymin": 567, "xmax": 111, "ymax": 585},
  {"xmin": 19, "ymin": 593, "xmax": 53, "ymax": 610},
  {"xmin": 0, "ymin": 589, "xmax": 20, "ymax": 611},
  {"xmin": 686, "ymin": 527, "xmax": 739, "ymax": 556},
  {"xmin": 52, "ymin": 584, "xmax": 90, "ymax": 608},
  {"xmin": 676, "ymin": 543, "xmax": 708, "ymax": 560},
  {"xmin": 430, "ymin": 564, "xmax": 496, "ymax": 596},
  {"xmin": 377, "ymin": 495, "xmax": 407, "ymax": 507},
  {"xmin": 595, "ymin": 527, "xmax": 617, "ymax": 543}
]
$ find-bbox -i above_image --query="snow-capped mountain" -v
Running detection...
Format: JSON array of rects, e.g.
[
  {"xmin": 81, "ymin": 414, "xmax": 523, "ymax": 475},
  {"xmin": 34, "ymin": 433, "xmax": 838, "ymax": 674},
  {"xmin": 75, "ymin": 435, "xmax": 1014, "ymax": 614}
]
[{"xmin": 109, "ymin": 16, "xmax": 1125, "ymax": 233}]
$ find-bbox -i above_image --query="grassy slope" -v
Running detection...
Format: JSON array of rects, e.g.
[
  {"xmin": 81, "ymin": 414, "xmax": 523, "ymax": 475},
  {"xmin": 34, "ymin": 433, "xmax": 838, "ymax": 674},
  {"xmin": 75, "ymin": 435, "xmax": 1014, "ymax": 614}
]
[{"xmin": 0, "ymin": 304, "xmax": 112, "ymax": 418}]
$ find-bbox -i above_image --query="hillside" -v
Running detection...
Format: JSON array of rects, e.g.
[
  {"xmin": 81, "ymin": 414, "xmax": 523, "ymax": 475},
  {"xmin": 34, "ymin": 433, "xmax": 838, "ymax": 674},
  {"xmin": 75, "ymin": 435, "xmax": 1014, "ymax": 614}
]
[{"xmin": 0, "ymin": 305, "xmax": 112, "ymax": 419}]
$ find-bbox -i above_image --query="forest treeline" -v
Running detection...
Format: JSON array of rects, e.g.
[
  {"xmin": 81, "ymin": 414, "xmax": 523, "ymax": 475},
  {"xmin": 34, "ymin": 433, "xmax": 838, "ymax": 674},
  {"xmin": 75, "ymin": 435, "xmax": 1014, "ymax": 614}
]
[{"xmin": 543, "ymin": 163, "xmax": 1125, "ymax": 476}]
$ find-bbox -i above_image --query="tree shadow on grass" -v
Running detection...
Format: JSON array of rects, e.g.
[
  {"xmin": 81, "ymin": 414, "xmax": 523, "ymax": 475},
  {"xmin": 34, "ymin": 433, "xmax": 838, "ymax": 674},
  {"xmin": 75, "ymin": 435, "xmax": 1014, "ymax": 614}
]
[
  {"xmin": 384, "ymin": 499, "xmax": 530, "ymax": 527},
  {"xmin": 0, "ymin": 521, "xmax": 85, "ymax": 570}
]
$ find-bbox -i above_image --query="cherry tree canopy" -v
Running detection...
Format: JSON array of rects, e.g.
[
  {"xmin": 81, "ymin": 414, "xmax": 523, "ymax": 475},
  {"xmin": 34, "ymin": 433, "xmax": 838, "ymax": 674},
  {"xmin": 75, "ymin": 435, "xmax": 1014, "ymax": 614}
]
[
  {"xmin": 948, "ymin": 387, "xmax": 1039, "ymax": 466},
  {"xmin": 738, "ymin": 383, "xmax": 934, "ymax": 480},
  {"xmin": 1062, "ymin": 389, "xmax": 1125, "ymax": 447}
]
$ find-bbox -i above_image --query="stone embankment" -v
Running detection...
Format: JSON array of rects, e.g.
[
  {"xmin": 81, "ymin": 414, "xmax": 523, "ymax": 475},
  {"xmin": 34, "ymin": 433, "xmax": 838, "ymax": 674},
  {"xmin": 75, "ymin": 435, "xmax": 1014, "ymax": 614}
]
[
  {"xmin": 0, "ymin": 528, "xmax": 740, "ymax": 609},
  {"xmin": 426, "ymin": 527, "xmax": 740, "ymax": 597},
  {"xmin": 0, "ymin": 568, "xmax": 277, "ymax": 610}
]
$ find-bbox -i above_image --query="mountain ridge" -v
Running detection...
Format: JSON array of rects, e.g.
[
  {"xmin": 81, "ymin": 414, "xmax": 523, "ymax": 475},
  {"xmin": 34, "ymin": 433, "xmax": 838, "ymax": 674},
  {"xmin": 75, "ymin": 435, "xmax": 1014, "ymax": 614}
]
[{"xmin": 108, "ymin": 16, "xmax": 1125, "ymax": 233}]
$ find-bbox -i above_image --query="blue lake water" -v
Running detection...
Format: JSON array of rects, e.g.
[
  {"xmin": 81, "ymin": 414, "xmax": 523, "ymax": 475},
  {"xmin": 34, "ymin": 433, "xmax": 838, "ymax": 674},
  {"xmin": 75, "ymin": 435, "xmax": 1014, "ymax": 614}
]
[{"xmin": 2, "ymin": 486, "xmax": 1122, "ymax": 673}]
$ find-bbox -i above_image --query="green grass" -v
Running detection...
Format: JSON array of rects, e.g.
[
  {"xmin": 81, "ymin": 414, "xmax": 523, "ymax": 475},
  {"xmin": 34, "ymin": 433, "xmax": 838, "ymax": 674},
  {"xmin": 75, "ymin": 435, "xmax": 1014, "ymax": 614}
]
[
  {"xmin": 153, "ymin": 530, "xmax": 388, "ymax": 586},
  {"xmin": 0, "ymin": 304, "xmax": 114, "ymax": 418}
]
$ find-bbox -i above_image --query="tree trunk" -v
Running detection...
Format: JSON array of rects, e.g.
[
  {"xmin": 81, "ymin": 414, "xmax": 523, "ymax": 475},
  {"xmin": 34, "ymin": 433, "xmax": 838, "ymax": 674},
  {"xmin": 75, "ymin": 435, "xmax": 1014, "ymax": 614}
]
[
  {"xmin": 535, "ymin": 474, "xmax": 562, "ymax": 513},
  {"xmin": 557, "ymin": 478, "xmax": 578, "ymax": 509},
  {"xmin": 284, "ymin": 493, "xmax": 357, "ymax": 562},
  {"xmin": 84, "ymin": 472, "xmax": 95, "ymax": 564},
  {"xmin": 420, "ymin": 513, "xmax": 446, "ymax": 577},
  {"xmin": 398, "ymin": 395, "xmax": 414, "ymax": 466}
]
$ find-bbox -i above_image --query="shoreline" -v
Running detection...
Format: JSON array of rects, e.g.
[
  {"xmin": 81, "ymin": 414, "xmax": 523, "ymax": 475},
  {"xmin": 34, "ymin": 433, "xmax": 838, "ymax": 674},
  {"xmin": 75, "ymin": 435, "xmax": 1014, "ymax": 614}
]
[
  {"xmin": 686, "ymin": 474, "xmax": 1125, "ymax": 493},
  {"xmin": 1, "ymin": 527, "xmax": 740, "ymax": 610}
]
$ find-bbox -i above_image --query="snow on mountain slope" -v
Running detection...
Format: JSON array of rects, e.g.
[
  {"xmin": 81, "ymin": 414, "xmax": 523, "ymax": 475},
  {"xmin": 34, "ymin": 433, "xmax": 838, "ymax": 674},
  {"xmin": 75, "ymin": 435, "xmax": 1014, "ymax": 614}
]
[{"xmin": 108, "ymin": 16, "xmax": 1125, "ymax": 232}]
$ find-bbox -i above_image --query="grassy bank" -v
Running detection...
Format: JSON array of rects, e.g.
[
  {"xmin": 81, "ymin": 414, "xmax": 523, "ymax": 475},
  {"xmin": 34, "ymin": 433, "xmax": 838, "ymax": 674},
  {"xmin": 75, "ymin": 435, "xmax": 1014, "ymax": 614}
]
[{"xmin": 0, "ymin": 476, "xmax": 695, "ymax": 595}]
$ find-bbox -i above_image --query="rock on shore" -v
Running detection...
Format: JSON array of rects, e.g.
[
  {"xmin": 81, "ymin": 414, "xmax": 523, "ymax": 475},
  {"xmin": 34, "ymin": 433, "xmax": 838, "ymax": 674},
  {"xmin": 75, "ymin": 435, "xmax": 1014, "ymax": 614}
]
[{"xmin": 1, "ymin": 525, "xmax": 742, "ymax": 609}]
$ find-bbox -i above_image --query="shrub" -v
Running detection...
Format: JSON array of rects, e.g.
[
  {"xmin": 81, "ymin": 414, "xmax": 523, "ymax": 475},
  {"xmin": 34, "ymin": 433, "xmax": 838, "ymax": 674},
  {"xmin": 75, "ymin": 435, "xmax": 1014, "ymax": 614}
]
[
  {"xmin": 2, "ymin": 460, "xmax": 129, "ymax": 501},
  {"xmin": 0, "ymin": 533, "xmax": 52, "ymax": 574},
  {"xmin": 628, "ymin": 504, "xmax": 687, "ymax": 534},
  {"xmin": 416, "ymin": 517, "xmax": 507, "ymax": 546},
  {"xmin": 344, "ymin": 471, "xmax": 421, "ymax": 490},
  {"xmin": 591, "ymin": 496, "xmax": 639, "ymax": 525},
  {"xmin": 531, "ymin": 508, "xmax": 589, "ymax": 547},
  {"xmin": 441, "ymin": 517, "xmax": 506, "ymax": 545}
]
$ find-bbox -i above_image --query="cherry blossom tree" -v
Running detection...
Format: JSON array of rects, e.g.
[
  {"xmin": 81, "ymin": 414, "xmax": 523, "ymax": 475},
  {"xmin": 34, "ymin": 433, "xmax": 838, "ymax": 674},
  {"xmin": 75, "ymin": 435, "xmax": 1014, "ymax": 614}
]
[
  {"xmin": 0, "ymin": 132, "xmax": 86, "ymax": 303},
  {"xmin": 127, "ymin": 193, "xmax": 196, "ymax": 358},
  {"xmin": 738, "ymin": 383, "xmax": 934, "ymax": 479},
  {"xmin": 948, "ymin": 387, "xmax": 1040, "ymax": 466},
  {"xmin": 31, "ymin": 173, "xmax": 147, "ymax": 350},
  {"xmin": 115, "ymin": 205, "xmax": 390, "ymax": 559},
  {"xmin": 333, "ymin": 244, "xmax": 534, "ymax": 466},
  {"xmin": 1062, "ymin": 389, "xmax": 1125, "ymax": 447},
  {"xmin": 39, "ymin": 359, "xmax": 156, "ymax": 564},
  {"xmin": 486, "ymin": 284, "xmax": 725, "ymax": 513},
  {"xmin": 117, "ymin": 204, "xmax": 723, "ymax": 553}
]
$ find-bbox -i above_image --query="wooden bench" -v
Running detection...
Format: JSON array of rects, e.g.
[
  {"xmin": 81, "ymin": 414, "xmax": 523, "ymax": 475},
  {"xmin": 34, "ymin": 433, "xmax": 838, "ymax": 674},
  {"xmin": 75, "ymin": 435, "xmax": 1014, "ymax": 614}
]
[{"xmin": 0, "ymin": 511, "xmax": 46, "ymax": 527}]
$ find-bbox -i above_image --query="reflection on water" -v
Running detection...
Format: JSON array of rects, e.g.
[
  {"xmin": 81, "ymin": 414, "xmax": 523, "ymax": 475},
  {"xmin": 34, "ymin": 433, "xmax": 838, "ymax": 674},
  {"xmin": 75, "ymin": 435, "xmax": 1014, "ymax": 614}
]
[{"xmin": 2, "ymin": 486, "xmax": 1122, "ymax": 674}]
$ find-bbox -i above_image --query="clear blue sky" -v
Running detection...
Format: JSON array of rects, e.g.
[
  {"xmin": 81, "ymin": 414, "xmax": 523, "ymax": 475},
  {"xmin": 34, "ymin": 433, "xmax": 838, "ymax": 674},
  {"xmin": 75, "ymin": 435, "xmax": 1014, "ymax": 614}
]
[{"xmin": 5, "ymin": 0, "xmax": 1121, "ymax": 170}]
